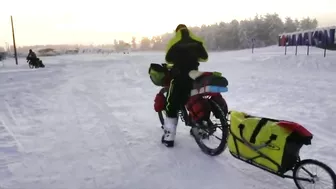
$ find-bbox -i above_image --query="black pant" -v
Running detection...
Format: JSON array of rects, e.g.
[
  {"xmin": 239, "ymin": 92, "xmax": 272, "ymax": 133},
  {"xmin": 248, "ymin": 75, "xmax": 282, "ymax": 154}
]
[
  {"xmin": 165, "ymin": 74, "xmax": 193, "ymax": 118},
  {"xmin": 27, "ymin": 57, "xmax": 38, "ymax": 66}
]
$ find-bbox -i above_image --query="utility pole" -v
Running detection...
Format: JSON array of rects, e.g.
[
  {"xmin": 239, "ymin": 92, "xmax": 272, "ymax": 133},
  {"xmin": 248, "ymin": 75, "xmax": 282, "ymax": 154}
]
[{"xmin": 11, "ymin": 16, "xmax": 18, "ymax": 65}]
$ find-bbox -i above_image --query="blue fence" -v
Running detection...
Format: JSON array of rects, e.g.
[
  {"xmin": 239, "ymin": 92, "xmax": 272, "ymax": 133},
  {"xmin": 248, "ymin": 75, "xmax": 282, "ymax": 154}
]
[{"xmin": 278, "ymin": 26, "xmax": 336, "ymax": 53}]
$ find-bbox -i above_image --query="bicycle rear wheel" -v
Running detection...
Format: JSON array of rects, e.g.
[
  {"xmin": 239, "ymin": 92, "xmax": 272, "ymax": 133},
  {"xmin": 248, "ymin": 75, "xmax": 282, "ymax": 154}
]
[{"xmin": 192, "ymin": 98, "xmax": 229, "ymax": 156}]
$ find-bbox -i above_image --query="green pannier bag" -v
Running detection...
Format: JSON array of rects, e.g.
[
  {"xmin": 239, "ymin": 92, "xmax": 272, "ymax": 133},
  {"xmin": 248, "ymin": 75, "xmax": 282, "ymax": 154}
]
[
  {"xmin": 148, "ymin": 63, "xmax": 170, "ymax": 86},
  {"xmin": 228, "ymin": 110, "xmax": 313, "ymax": 173}
]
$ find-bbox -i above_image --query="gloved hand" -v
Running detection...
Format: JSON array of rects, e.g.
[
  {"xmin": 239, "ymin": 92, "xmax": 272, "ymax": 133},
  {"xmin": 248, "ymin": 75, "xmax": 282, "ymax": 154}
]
[{"xmin": 170, "ymin": 66, "xmax": 180, "ymax": 77}]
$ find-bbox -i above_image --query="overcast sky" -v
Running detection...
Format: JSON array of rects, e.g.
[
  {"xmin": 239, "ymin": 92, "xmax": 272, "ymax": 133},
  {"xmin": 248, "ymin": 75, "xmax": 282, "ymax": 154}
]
[{"xmin": 0, "ymin": 0, "xmax": 335, "ymax": 46}]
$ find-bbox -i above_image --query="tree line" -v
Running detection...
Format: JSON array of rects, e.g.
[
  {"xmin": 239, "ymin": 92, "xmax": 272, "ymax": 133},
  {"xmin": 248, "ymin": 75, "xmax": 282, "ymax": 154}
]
[
  {"xmin": 130, "ymin": 13, "xmax": 318, "ymax": 51},
  {"xmin": 5, "ymin": 13, "xmax": 318, "ymax": 53}
]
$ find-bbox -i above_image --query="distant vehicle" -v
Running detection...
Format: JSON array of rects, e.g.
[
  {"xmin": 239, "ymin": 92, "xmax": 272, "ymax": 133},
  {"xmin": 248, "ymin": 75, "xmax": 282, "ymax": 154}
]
[
  {"xmin": 37, "ymin": 48, "xmax": 61, "ymax": 56},
  {"xmin": 65, "ymin": 49, "xmax": 79, "ymax": 54}
]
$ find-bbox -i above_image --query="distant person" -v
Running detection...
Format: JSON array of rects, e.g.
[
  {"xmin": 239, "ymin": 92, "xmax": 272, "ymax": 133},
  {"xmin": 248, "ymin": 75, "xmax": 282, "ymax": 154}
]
[
  {"xmin": 0, "ymin": 52, "xmax": 5, "ymax": 67},
  {"xmin": 27, "ymin": 49, "xmax": 37, "ymax": 59},
  {"xmin": 0, "ymin": 52, "xmax": 5, "ymax": 62},
  {"xmin": 26, "ymin": 49, "xmax": 38, "ymax": 67},
  {"xmin": 161, "ymin": 24, "xmax": 208, "ymax": 147},
  {"xmin": 26, "ymin": 49, "xmax": 45, "ymax": 68}
]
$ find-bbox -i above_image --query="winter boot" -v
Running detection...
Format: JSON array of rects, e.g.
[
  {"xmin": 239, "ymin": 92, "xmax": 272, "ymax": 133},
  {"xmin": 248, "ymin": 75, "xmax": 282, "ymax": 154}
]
[{"xmin": 161, "ymin": 117, "xmax": 178, "ymax": 147}]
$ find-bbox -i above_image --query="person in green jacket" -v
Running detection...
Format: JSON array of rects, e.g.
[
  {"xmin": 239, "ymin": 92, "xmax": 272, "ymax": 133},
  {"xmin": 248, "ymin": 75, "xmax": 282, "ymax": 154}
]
[{"xmin": 162, "ymin": 24, "xmax": 208, "ymax": 147}]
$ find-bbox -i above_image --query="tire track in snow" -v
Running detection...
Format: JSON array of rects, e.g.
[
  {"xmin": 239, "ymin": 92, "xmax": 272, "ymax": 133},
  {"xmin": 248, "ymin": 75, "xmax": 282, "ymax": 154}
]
[
  {"xmin": 0, "ymin": 100, "xmax": 24, "ymax": 178},
  {"xmin": 82, "ymin": 94, "xmax": 139, "ymax": 171},
  {"xmin": 0, "ymin": 116, "xmax": 23, "ymax": 179},
  {"xmin": 62, "ymin": 64, "xmax": 140, "ymax": 176},
  {"xmin": 223, "ymin": 157, "xmax": 293, "ymax": 188},
  {"xmin": 0, "ymin": 101, "xmax": 24, "ymax": 151}
]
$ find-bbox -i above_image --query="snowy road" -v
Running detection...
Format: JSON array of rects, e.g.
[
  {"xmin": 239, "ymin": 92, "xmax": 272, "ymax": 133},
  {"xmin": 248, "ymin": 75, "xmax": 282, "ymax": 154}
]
[{"xmin": 0, "ymin": 46, "xmax": 335, "ymax": 189}]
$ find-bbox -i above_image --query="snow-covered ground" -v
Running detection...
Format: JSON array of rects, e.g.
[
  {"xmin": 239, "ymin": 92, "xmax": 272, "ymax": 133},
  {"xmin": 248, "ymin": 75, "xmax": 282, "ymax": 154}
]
[{"xmin": 0, "ymin": 46, "xmax": 335, "ymax": 189}]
